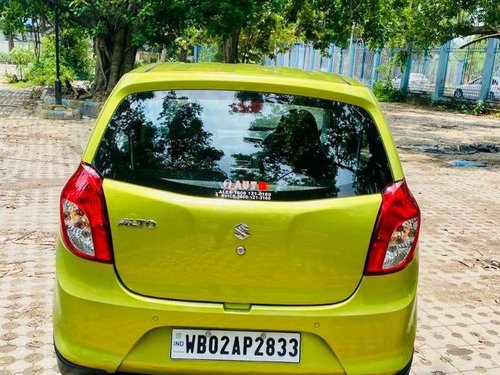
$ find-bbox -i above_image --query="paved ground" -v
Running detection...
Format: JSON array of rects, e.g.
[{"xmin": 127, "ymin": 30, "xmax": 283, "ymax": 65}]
[
  {"xmin": 0, "ymin": 90, "xmax": 499, "ymax": 374},
  {"xmin": 0, "ymin": 85, "xmax": 32, "ymax": 117},
  {"xmin": 386, "ymin": 104, "xmax": 500, "ymax": 374}
]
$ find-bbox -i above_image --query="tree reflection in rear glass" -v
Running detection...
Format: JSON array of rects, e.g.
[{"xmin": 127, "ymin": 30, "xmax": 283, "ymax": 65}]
[{"xmin": 93, "ymin": 90, "xmax": 391, "ymax": 201}]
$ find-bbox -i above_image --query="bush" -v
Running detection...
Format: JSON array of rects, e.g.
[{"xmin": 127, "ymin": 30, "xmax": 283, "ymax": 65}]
[
  {"xmin": 26, "ymin": 36, "xmax": 75, "ymax": 86},
  {"xmin": 471, "ymin": 101, "xmax": 486, "ymax": 116},
  {"xmin": 9, "ymin": 47, "xmax": 34, "ymax": 81},
  {"xmin": 22, "ymin": 28, "xmax": 93, "ymax": 86},
  {"xmin": 58, "ymin": 28, "xmax": 94, "ymax": 80},
  {"xmin": 27, "ymin": 59, "xmax": 75, "ymax": 86},
  {"xmin": 372, "ymin": 76, "xmax": 403, "ymax": 102}
]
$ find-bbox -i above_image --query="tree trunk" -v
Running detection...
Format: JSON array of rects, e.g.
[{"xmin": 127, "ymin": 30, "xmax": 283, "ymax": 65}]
[
  {"xmin": 8, "ymin": 33, "xmax": 14, "ymax": 51},
  {"xmin": 107, "ymin": 25, "xmax": 128, "ymax": 91},
  {"xmin": 32, "ymin": 19, "xmax": 41, "ymax": 63},
  {"xmin": 160, "ymin": 48, "xmax": 168, "ymax": 62},
  {"xmin": 179, "ymin": 48, "xmax": 188, "ymax": 62},
  {"xmin": 93, "ymin": 36, "xmax": 110, "ymax": 93},
  {"xmin": 121, "ymin": 45, "xmax": 137, "ymax": 77},
  {"xmin": 469, "ymin": 25, "xmax": 500, "ymax": 36},
  {"xmin": 224, "ymin": 29, "xmax": 241, "ymax": 63},
  {"xmin": 92, "ymin": 24, "xmax": 136, "ymax": 94}
]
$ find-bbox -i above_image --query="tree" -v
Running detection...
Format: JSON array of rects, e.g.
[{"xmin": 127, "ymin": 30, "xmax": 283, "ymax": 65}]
[
  {"xmin": 9, "ymin": 45, "xmax": 32, "ymax": 80},
  {"xmin": 193, "ymin": 0, "xmax": 296, "ymax": 63},
  {"xmin": 40, "ymin": 0, "xmax": 192, "ymax": 94},
  {"xmin": 379, "ymin": 0, "xmax": 499, "ymax": 49},
  {"xmin": 0, "ymin": 0, "xmax": 24, "ymax": 50},
  {"xmin": 0, "ymin": 0, "xmax": 48, "ymax": 51},
  {"xmin": 4, "ymin": 0, "xmax": 498, "ymax": 94},
  {"xmin": 291, "ymin": 0, "xmax": 499, "ymax": 51},
  {"xmin": 289, "ymin": 0, "xmax": 411, "ymax": 50}
]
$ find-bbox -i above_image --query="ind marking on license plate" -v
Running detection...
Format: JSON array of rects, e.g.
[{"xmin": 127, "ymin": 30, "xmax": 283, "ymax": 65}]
[{"xmin": 170, "ymin": 329, "xmax": 301, "ymax": 363}]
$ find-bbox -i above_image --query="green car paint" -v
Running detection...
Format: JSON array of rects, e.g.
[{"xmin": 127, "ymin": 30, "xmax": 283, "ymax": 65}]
[
  {"xmin": 54, "ymin": 237, "xmax": 417, "ymax": 374},
  {"xmin": 54, "ymin": 63, "xmax": 417, "ymax": 375}
]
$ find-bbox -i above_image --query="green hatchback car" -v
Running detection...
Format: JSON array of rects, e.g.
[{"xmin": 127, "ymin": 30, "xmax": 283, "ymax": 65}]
[{"xmin": 54, "ymin": 63, "xmax": 420, "ymax": 375}]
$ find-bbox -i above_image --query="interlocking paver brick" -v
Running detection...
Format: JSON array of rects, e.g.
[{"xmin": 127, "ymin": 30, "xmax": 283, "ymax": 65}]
[{"xmin": 0, "ymin": 84, "xmax": 32, "ymax": 117}]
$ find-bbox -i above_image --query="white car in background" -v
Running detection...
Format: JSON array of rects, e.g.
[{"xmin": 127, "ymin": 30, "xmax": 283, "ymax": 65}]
[
  {"xmin": 454, "ymin": 76, "xmax": 500, "ymax": 100},
  {"xmin": 392, "ymin": 73, "xmax": 431, "ymax": 92}
]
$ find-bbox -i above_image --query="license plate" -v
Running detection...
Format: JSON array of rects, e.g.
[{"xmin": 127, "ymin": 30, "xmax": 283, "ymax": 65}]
[{"xmin": 171, "ymin": 329, "xmax": 301, "ymax": 363}]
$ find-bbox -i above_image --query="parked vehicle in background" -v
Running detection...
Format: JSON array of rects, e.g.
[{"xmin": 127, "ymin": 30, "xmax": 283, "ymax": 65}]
[
  {"xmin": 454, "ymin": 76, "xmax": 500, "ymax": 100},
  {"xmin": 54, "ymin": 63, "xmax": 419, "ymax": 375},
  {"xmin": 392, "ymin": 73, "xmax": 432, "ymax": 92}
]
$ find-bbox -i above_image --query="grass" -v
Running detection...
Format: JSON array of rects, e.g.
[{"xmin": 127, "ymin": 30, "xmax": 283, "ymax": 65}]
[
  {"xmin": 7, "ymin": 81, "xmax": 35, "ymax": 89},
  {"xmin": 403, "ymin": 94, "xmax": 500, "ymax": 117},
  {"xmin": 488, "ymin": 108, "xmax": 500, "ymax": 119}
]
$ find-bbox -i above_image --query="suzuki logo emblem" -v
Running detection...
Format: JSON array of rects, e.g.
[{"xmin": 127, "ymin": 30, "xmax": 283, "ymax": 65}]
[{"xmin": 234, "ymin": 223, "xmax": 250, "ymax": 240}]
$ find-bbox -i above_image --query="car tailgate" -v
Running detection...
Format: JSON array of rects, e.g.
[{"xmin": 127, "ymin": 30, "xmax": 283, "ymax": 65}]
[{"xmin": 105, "ymin": 179, "xmax": 381, "ymax": 305}]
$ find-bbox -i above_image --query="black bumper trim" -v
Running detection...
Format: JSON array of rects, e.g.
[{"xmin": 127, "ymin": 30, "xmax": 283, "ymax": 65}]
[
  {"xmin": 55, "ymin": 346, "xmax": 107, "ymax": 375},
  {"xmin": 55, "ymin": 345, "xmax": 412, "ymax": 375}
]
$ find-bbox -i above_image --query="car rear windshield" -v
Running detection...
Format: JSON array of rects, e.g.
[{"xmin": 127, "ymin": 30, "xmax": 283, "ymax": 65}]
[{"xmin": 93, "ymin": 90, "xmax": 392, "ymax": 201}]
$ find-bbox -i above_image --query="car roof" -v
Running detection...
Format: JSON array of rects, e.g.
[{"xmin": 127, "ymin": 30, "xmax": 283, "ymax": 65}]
[
  {"xmin": 469, "ymin": 76, "xmax": 500, "ymax": 80},
  {"xmin": 132, "ymin": 62, "xmax": 362, "ymax": 87}
]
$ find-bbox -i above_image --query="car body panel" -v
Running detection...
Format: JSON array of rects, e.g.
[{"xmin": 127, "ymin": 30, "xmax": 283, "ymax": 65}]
[
  {"xmin": 105, "ymin": 179, "xmax": 381, "ymax": 305},
  {"xmin": 54, "ymin": 63, "xmax": 416, "ymax": 374},
  {"xmin": 455, "ymin": 76, "xmax": 500, "ymax": 100},
  {"xmin": 392, "ymin": 73, "xmax": 431, "ymax": 92},
  {"xmin": 53, "ymin": 237, "xmax": 417, "ymax": 374}
]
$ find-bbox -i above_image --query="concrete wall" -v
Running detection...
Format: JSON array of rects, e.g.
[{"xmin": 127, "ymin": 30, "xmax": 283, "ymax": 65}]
[{"xmin": 0, "ymin": 31, "xmax": 9, "ymax": 53}]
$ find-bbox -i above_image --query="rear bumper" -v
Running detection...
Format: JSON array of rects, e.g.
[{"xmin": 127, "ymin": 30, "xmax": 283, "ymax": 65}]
[
  {"xmin": 53, "ymin": 239, "xmax": 418, "ymax": 375},
  {"xmin": 56, "ymin": 345, "xmax": 106, "ymax": 375},
  {"xmin": 56, "ymin": 348, "xmax": 412, "ymax": 375}
]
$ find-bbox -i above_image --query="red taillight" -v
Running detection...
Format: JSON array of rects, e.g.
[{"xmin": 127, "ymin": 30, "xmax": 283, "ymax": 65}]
[
  {"xmin": 365, "ymin": 181, "xmax": 420, "ymax": 275},
  {"xmin": 60, "ymin": 163, "xmax": 113, "ymax": 263}
]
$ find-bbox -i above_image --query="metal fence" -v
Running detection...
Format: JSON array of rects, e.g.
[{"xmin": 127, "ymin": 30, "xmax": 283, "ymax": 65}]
[{"xmin": 250, "ymin": 38, "xmax": 499, "ymax": 103}]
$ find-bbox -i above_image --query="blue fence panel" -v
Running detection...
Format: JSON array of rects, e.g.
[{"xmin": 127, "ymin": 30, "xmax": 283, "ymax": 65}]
[
  {"xmin": 408, "ymin": 49, "xmax": 440, "ymax": 94},
  {"xmin": 444, "ymin": 40, "xmax": 487, "ymax": 100},
  {"xmin": 491, "ymin": 46, "xmax": 500, "ymax": 101},
  {"xmin": 479, "ymin": 38, "xmax": 499, "ymax": 101},
  {"xmin": 192, "ymin": 38, "xmax": 499, "ymax": 103}
]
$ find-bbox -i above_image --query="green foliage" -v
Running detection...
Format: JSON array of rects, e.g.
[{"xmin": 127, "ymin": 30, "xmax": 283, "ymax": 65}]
[
  {"xmin": 8, "ymin": 25, "xmax": 93, "ymax": 87},
  {"xmin": 408, "ymin": 96, "xmax": 494, "ymax": 118},
  {"xmin": 67, "ymin": 0, "xmax": 191, "ymax": 92},
  {"xmin": 6, "ymin": 80, "xmax": 34, "ymax": 88},
  {"xmin": 26, "ymin": 36, "xmax": 75, "ymax": 86},
  {"xmin": 383, "ymin": 0, "xmax": 499, "ymax": 49},
  {"xmin": 453, "ymin": 100, "xmax": 490, "ymax": 116},
  {"xmin": 408, "ymin": 97, "xmax": 496, "ymax": 117},
  {"xmin": 197, "ymin": 43, "xmax": 219, "ymax": 63},
  {"xmin": 192, "ymin": 0, "xmax": 296, "ymax": 62},
  {"xmin": 68, "ymin": 0, "xmax": 189, "ymax": 50},
  {"xmin": 239, "ymin": 5, "xmax": 297, "ymax": 62},
  {"xmin": 0, "ymin": 0, "xmax": 25, "ymax": 41},
  {"xmin": 9, "ymin": 46, "xmax": 33, "ymax": 81},
  {"xmin": 471, "ymin": 101, "xmax": 487, "ymax": 116},
  {"xmin": 0, "ymin": 51, "xmax": 13, "ymax": 63},
  {"xmin": 292, "ymin": 0, "xmax": 498, "ymax": 51},
  {"xmin": 372, "ymin": 58, "xmax": 403, "ymax": 102},
  {"xmin": 3, "ymin": 0, "xmax": 497, "ymax": 93},
  {"xmin": 372, "ymin": 76, "xmax": 402, "ymax": 102},
  {"xmin": 58, "ymin": 27, "xmax": 94, "ymax": 80},
  {"xmin": 0, "ymin": 0, "xmax": 49, "ymax": 44}
]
